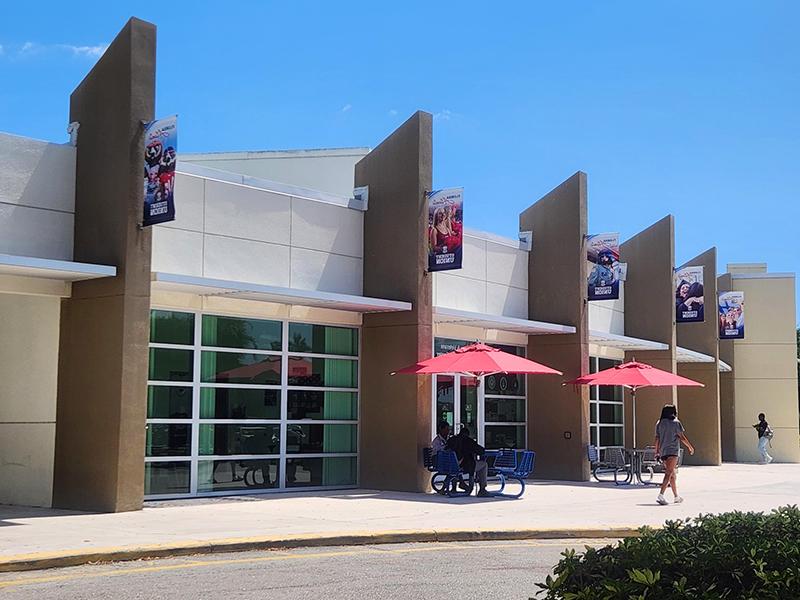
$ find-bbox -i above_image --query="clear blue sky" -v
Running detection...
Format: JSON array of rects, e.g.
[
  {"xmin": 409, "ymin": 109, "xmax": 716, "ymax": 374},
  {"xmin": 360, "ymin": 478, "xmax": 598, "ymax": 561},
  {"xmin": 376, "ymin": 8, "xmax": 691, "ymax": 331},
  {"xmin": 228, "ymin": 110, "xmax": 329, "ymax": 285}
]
[{"xmin": 2, "ymin": 2, "xmax": 798, "ymax": 321}]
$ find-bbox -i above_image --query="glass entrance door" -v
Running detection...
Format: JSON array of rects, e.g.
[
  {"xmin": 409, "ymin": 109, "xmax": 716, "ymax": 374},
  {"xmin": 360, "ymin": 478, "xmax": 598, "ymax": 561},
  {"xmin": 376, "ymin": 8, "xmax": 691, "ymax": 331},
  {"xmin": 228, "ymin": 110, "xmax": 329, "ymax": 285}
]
[{"xmin": 434, "ymin": 374, "xmax": 482, "ymax": 444}]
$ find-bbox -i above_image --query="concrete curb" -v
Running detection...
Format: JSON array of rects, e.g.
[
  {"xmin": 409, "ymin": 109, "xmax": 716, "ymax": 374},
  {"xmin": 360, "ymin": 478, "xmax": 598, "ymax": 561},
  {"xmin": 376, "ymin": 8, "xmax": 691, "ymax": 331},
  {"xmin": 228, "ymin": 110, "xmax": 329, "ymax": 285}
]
[{"xmin": 0, "ymin": 527, "xmax": 643, "ymax": 573}]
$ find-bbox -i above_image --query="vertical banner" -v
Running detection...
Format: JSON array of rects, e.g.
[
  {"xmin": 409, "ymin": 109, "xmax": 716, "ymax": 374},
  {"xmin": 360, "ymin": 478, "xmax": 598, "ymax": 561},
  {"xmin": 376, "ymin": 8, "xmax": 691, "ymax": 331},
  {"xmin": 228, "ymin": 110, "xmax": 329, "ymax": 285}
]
[
  {"xmin": 586, "ymin": 233, "xmax": 620, "ymax": 300},
  {"xmin": 719, "ymin": 291, "xmax": 745, "ymax": 339},
  {"xmin": 427, "ymin": 188, "xmax": 463, "ymax": 272},
  {"xmin": 142, "ymin": 115, "xmax": 178, "ymax": 227},
  {"xmin": 675, "ymin": 266, "xmax": 705, "ymax": 322}
]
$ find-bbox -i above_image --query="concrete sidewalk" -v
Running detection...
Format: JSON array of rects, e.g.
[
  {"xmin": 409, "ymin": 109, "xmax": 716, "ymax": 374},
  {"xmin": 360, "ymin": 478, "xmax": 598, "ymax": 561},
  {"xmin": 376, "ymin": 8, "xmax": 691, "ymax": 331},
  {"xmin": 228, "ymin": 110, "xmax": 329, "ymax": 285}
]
[{"xmin": 1, "ymin": 463, "xmax": 797, "ymax": 572}]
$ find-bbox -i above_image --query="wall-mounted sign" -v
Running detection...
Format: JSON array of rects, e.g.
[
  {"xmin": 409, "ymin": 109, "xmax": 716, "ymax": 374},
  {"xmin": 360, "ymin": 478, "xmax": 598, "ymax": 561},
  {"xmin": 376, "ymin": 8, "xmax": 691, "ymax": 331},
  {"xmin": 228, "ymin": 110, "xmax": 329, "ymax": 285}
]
[
  {"xmin": 427, "ymin": 188, "xmax": 463, "ymax": 272},
  {"xmin": 587, "ymin": 233, "xmax": 621, "ymax": 300},
  {"xmin": 675, "ymin": 266, "xmax": 705, "ymax": 323},
  {"xmin": 142, "ymin": 115, "xmax": 177, "ymax": 227},
  {"xmin": 719, "ymin": 291, "xmax": 745, "ymax": 339}
]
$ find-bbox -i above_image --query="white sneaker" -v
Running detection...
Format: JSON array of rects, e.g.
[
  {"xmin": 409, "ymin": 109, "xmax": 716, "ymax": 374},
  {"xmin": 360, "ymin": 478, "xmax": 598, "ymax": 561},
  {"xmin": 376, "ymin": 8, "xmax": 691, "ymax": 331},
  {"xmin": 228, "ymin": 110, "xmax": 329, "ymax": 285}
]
[
  {"xmin": 657, "ymin": 494, "xmax": 668, "ymax": 505},
  {"xmin": 767, "ymin": 457, "xmax": 774, "ymax": 464},
  {"xmin": 674, "ymin": 496, "xmax": 684, "ymax": 504}
]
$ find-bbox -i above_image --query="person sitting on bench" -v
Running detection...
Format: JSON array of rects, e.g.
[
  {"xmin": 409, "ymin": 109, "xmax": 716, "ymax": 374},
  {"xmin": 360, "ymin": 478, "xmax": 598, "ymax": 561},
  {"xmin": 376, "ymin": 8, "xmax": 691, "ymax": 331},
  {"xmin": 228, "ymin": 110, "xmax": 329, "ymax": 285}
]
[
  {"xmin": 431, "ymin": 421, "xmax": 450, "ymax": 456},
  {"xmin": 447, "ymin": 426, "xmax": 491, "ymax": 497}
]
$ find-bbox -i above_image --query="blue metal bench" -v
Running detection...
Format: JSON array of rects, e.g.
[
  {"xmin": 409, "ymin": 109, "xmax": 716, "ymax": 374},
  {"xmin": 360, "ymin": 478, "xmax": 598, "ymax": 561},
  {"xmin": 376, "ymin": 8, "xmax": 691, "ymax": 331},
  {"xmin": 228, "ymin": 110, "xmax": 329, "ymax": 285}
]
[
  {"xmin": 487, "ymin": 449, "xmax": 535, "ymax": 498},
  {"xmin": 423, "ymin": 447, "xmax": 474, "ymax": 496}
]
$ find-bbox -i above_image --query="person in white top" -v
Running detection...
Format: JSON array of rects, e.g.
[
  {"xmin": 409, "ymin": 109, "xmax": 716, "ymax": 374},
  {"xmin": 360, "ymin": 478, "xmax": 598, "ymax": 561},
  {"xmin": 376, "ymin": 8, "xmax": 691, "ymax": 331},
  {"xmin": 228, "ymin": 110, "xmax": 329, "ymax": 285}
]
[{"xmin": 431, "ymin": 421, "xmax": 450, "ymax": 456}]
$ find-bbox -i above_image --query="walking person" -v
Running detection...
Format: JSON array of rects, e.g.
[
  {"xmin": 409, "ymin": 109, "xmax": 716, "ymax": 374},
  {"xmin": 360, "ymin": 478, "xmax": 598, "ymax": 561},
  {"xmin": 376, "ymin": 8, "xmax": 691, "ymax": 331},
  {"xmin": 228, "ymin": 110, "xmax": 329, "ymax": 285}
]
[
  {"xmin": 654, "ymin": 404, "xmax": 695, "ymax": 505},
  {"xmin": 753, "ymin": 413, "xmax": 774, "ymax": 464}
]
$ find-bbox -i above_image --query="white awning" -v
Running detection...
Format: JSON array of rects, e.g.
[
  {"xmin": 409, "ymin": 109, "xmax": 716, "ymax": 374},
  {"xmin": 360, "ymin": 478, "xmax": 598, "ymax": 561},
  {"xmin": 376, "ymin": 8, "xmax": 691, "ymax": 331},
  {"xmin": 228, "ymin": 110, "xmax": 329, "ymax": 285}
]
[
  {"xmin": 589, "ymin": 330, "xmax": 669, "ymax": 351},
  {"xmin": 0, "ymin": 253, "xmax": 116, "ymax": 281},
  {"xmin": 433, "ymin": 306, "xmax": 575, "ymax": 335},
  {"xmin": 676, "ymin": 346, "xmax": 716, "ymax": 364},
  {"xmin": 719, "ymin": 360, "xmax": 732, "ymax": 373},
  {"xmin": 152, "ymin": 272, "xmax": 412, "ymax": 314}
]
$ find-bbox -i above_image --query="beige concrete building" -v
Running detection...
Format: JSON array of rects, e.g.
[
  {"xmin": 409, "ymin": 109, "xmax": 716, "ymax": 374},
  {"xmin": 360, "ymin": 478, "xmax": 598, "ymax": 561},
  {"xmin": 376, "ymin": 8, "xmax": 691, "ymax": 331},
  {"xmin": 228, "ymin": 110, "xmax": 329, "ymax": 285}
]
[
  {"xmin": 719, "ymin": 264, "xmax": 800, "ymax": 463},
  {"xmin": 0, "ymin": 17, "xmax": 797, "ymax": 511}
]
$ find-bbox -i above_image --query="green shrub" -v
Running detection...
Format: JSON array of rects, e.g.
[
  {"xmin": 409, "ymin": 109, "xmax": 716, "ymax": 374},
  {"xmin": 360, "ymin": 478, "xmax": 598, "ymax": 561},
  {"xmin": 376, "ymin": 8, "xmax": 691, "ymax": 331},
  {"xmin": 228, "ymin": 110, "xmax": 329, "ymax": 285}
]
[{"xmin": 535, "ymin": 505, "xmax": 800, "ymax": 600}]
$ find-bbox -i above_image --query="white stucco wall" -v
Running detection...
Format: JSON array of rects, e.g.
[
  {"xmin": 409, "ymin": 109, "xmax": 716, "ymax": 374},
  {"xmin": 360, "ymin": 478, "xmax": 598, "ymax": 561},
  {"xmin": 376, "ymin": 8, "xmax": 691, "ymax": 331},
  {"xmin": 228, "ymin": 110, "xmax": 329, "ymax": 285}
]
[
  {"xmin": 152, "ymin": 170, "xmax": 364, "ymax": 295},
  {"xmin": 588, "ymin": 285, "xmax": 625, "ymax": 335},
  {"xmin": 181, "ymin": 148, "xmax": 369, "ymax": 199},
  {"xmin": 0, "ymin": 132, "xmax": 75, "ymax": 260},
  {"xmin": 433, "ymin": 230, "xmax": 529, "ymax": 319},
  {"xmin": 0, "ymin": 294, "xmax": 61, "ymax": 507}
]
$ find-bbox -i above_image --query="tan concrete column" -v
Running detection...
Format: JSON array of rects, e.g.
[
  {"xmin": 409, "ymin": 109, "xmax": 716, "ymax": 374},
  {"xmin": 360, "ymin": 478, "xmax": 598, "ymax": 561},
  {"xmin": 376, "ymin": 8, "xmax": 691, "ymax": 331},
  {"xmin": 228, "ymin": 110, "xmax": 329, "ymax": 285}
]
[
  {"xmin": 52, "ymin": 18, "xmax": 155, "ymax": 512},
  {"xmin": 620, "ymin": 216, "xmax": 677, "ymax": 448},
  {"xmin": 519, "ymin": 172, "xmax": 590, "ymax": 481},
  {"xmin": 717, "ymin": 273, "xmax": 736, "ymax": 461},
  {"xmin": 676, "ymin": 248, "xmax": 721, "ymax": 465},
  {"xmin": 354, "ymin": 112, "xmax": 433, "ymax": 492}
]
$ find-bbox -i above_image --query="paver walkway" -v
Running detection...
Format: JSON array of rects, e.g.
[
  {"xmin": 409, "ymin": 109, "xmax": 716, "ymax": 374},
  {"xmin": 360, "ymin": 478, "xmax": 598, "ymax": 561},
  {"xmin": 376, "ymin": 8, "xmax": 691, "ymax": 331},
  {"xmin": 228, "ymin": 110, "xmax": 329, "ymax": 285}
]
[{"xmin": 1, "ymin": 463, "xmax": 797, "ymax": 561}]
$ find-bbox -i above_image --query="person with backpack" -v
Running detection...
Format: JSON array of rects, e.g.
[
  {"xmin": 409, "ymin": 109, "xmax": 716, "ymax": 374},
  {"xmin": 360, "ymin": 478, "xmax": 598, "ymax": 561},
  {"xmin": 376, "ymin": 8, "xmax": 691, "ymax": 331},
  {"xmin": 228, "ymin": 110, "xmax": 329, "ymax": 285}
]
[{"xmin": 753, "ymin": 413, "xmax": 774, "ymax": 464}]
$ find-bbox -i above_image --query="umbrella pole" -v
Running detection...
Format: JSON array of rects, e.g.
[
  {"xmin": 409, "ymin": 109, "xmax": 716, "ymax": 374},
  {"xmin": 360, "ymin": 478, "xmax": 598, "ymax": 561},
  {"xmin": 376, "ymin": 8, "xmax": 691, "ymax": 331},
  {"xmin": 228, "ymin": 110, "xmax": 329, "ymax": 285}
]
[{"xmin": 631, "ymin": 387, "xmax": 637, "ymax": 449}]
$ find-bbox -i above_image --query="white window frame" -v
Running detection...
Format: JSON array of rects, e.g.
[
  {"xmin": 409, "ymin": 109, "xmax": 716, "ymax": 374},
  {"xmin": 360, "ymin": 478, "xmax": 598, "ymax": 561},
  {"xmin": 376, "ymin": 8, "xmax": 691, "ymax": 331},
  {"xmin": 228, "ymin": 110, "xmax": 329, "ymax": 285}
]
[{"xmin": 145, "ymin": 308, "xmax": 360, "ymax": 500}]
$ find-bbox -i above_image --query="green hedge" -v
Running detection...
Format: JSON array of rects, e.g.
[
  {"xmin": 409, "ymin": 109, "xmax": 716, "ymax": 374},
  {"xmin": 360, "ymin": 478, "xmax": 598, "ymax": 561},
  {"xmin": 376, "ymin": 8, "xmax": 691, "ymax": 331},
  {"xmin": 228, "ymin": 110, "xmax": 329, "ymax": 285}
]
[{"xmin": 535, "ymin": 506, "xmax": 800, "ymax": 600}]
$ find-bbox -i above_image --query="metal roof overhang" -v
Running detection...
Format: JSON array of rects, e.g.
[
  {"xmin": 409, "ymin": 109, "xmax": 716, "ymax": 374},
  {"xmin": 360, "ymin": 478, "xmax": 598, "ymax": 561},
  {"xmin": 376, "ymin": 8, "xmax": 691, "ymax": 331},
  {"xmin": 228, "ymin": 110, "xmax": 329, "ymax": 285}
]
[
  {"xmin": 676, "ymin": 346, "xmax": 716, "ymax": 364},
  {"xmin": 589, "ymin": 330, "xmax": 669, "ymax": 351},
  {"xmin": 151, "ymin": 272, "xmax": 412, "ymax": 314},
  {"xmin": 433, "ymin": 306, "xmax": 575, "ymax": 335},
  {"xmin": 0, "ymin": 253, "xmax": 117, "ymax": 281},
  {"xmin": 719, "ymin": 360, "xmax": 732, "ymax": 373}
]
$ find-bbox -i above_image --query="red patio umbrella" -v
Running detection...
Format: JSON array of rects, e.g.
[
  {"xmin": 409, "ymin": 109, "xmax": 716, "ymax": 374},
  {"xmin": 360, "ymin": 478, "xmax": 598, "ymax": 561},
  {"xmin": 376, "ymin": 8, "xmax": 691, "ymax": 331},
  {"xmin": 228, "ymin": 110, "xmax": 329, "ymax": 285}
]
[
  {"xmin": 564, "ymin": 360, "xmax": 703, "ymax": 447},
  {"xmin": 392, "ymin": 342, "xmax": 562, "ymax": 378}
]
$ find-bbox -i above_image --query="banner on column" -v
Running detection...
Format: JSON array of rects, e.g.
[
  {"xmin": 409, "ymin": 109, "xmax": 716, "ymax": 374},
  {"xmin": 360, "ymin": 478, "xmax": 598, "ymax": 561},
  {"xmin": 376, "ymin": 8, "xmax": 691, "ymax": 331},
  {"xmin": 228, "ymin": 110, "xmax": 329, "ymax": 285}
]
[
  {"xmin": 719, "ymin": 291, "xmax": 745, "ymax": 339},
  {"xmin": 427, "ymin": 188, "xmax": 463, "ymax": 272},
  {"xmin": 675, "ymin": 266, "xmax": 705, "ymax": 322},
  {"xmin": 142, "ymin": 115, "xmax": 178, "ymax": 227},
  {"xmin": 586, "ymin": 233, "xmax": 620, "ymax": 300}
]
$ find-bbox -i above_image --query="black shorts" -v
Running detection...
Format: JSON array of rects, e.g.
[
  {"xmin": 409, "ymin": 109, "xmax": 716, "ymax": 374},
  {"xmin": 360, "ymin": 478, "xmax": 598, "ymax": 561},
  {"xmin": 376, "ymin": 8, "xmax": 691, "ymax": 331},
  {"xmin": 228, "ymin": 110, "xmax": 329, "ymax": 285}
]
[{"xmin": 661, "ymin": 454, "xmax": 678, "ymax": 460}]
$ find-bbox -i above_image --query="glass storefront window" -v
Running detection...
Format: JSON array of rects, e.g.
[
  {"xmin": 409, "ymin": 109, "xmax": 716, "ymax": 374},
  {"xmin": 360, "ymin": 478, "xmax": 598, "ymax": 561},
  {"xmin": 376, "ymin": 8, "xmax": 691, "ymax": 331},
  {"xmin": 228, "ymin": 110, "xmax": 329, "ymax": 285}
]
[
  {"xmin": 435, "ymin": 375, "xmax": 455, "ymax": 428},
  {"xmin": 199, "ymin": 424, "xmax": 280, "ymax": 456},
  {"xmin": 287, "ymin": 390, "xmax": 357, "ymax": 420},
  {"xmin": 598, "ymin": 403, "xmax": 623, "ymax": 425},
  {"xmin": 146, "ymin": 310, "xmax": 360, "ymax": 498},
  {"xmin": 286, "ymin": 424, "xmax": 357, "ymax": 454},
  {"xmin": 146, "ymin": 423, "xmax": 191, "ymax": 457},
  {"xmin": 149, "ymin": 348, "xmax": 193, "ymax": 382},
  {"xmin": 484, "ymin": 425, "xmax": 526, "ymax": 450},
  {"xmin": 285, "ymin": 456, "xmax": 357, "ymax": 488},
  {"xmin": 147, "ymin": 386, "xmax": 192, "ymax": 419},
  {"xmin": 599, "ymin": 426, "xmax": 624, "ymax": 447},
  {"xmin": 287, "ymin": 357, "xmax": 357, "ymax": 388},
  {"xmin": 200, "ymin": 388, "xmax": 280, "ymax": 420},
  {"xmin": 197, "ymin": 459, "xmax": 279, "ymax": 492},
  {"xmin": 145, "ymin": 461, "xmax": 190, "ymax": 495},
  {"xmin": 288, "ymin": 323, "xmax": 358, "ymax": 356},
  {"xmin": 201, "ymin": 352, "xmax": 281, "ymax": 385},
  {"xmin": 150, "ymin": 310, "xmax": 194, "ymax": 345},
  {"xmin": 202, "ymin": 315, "xmax": 282, "ymax": 351},
  {"xmin": 589, "ymin": 356, "xmax": 625, "ymax": 448},
  {"xmin": 484, "ymin": 372, "xmax": 525, "ymax": 396},
  {"xmin": 484, "ymin": 398, "xmax": 525, "ymax": 423}
]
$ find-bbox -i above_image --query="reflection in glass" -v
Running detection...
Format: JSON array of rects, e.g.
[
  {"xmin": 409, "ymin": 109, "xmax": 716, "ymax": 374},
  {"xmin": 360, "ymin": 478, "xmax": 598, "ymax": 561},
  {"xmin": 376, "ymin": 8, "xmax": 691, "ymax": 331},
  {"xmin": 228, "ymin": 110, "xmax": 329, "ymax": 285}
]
[
  {"xmin": 285, "ymin": 456, "xmax": 357, "ymax": 487},
  {"xmin": 599, "ymin": 426, "xmax": 624, "ymax": 447},
  {"xmin": 150, "ymin": 310, "xmax": 194, "ymax": 345},
  {"xmin": 197, "ymin": 459, "xmax": 279, "ymax": 492},
  {"xmin": 288, "ymin": 323, "xmax": 358, "ymax": 356},
  {"xmin": 202, "ymin": 315, "xmax": 282, "ymax": 351},
  {"xmin": 200, "ymin": 388, "xmax": 280, "ymax": 420},
  {"xmin": 146, "ymin": 424, "xmax": 191, "ymax": 457},
  {"xmin": 460, "ymin": 377, "xmax": 478, "ymax": 439},
  {"xmin": 199, "ymin": 424, "xmax": 280, "ymax": 456},
  {"xmin": 201, "ymin": 352, "xmax": 281, "ymax": 384},
  {"xmin": 144, "ymin": 461, "xmax": 190, "ymax": 495},
  {"xmin": 147, "ymin": 386, "xmax": 192, "ymax": 419},
  {"xmin": 149, "ymin": 348, "xmax": 193, "ymax": 382},
  {"xmin": 484, "ymin": 397, "xmax": 525, "ymax": 423},
  {"xmin": 599, "ymin": 403, "xmax": 623, "ymax": 425},
  {"xmin": 287, "ymin": 390, "xmax": 357, "ymax": 420},
  {"xmin": 286, "ymin": 424, "xmax": 357, "ymax": 454},
  {"xmin": 435, "ymin": 375, "xmax": 455, "ymax": 428},
  {"xmin": 286, "ymin": 357, "xmax": 357, "ymax": 388},
  {"xmin": 484, "ymin": 425, "xmax": 525, "ymax": 450},
  {"xmin": 483, "ymin": 372, "xmax": 525, "ymax": 396}
]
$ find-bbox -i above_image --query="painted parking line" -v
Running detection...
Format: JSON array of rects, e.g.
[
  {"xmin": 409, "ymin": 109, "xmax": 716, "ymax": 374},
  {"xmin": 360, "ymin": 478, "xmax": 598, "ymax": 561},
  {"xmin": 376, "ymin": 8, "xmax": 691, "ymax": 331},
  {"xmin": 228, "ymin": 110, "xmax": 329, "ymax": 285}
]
[{"xmin": 0, "ymin": 540, "xmax": 591, "ymax": 590}]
